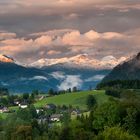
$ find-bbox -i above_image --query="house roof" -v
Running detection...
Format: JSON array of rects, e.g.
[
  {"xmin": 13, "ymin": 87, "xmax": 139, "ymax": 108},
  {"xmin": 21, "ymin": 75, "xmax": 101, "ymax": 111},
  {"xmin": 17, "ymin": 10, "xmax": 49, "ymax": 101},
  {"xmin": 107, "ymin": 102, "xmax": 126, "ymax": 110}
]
[
  {"xmin": 20, "ymin": 103, "xmax": 28, "ymax": 105},
  {"xmin": 51, "ymin": 114, "xmax": 62, "ymax": 118},
  {"xmin": 45, "ymin": 104, "xmax": 56, "ymax": 108},
  {"xmin": 0, "ymin": 106, "xmax": 8, "ymax": 110}
]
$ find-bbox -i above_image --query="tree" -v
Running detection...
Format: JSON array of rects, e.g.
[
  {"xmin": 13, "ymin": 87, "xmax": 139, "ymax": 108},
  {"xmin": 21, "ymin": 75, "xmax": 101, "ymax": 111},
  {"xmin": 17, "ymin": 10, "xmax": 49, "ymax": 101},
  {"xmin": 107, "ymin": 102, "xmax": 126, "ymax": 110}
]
[
  {"xmin": 68, "ymin": 88, "xmax": 71, "ymax": 93},
  {"xmin": 93, "ymin": 100, "xmax": 120, "ymax": 131},
  {"xmin": 86, "ymin": 95, "xmax": 96, "ymax": 110},
  {"xmin": 29, "ymin": 105, "xmax": 38, "ymax": 118},
  {"xmin": 0, "ymin": 88, "xmax": 9, "ymax": 96},
  {"xmin": 48, "ymin": 88, "xmax": 54, "ymax": 96},
  {"xmin": 0, "ymin": 97, "xmax": 8, "ymax": 106},
  {"xmin": 123, "ymin": 107, "xmax": 137, "ymax": 133},
  {"xmin": 12, "ymin": 125, "xmax": 32, "ymax": 140},
  {"xmin": 22, "ymin": 93, "xmax": 29, "ymax": 100},
  {"xmin": 84, "ymin": 111, "xmax": 94, "ymax": 131},
  {"xmin": 73, "ymin": 87, "xmax": 77, "ymax": 92},
  {"xmin": 16, "ymin": 108, "xmax": 32, "ymax": 122},
  {"xmin": 7, "ymin": 95, "xmax": 15, "ymax": 105},
  {"xmin": 62, "ymin": 112, "xmax": 71, "ymax": 125},
  {"xmin": 32, "ymin": 90, "xmax": 39, "ymax": 96},
  {"xmin": 59, "ymin": 126, "xmax": 72, "ymax": 140},
  {"xmin": 95, "ymin": 126, "xmax": 139, "ymax": 140}
]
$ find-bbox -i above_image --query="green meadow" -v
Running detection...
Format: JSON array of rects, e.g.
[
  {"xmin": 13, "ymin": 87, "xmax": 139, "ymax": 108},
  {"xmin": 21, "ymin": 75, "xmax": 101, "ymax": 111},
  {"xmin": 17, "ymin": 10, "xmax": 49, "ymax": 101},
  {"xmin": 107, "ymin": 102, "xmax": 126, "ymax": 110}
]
[{"xmin": 34, "ymin": 90, "xmax": 109, "ymax": 110}]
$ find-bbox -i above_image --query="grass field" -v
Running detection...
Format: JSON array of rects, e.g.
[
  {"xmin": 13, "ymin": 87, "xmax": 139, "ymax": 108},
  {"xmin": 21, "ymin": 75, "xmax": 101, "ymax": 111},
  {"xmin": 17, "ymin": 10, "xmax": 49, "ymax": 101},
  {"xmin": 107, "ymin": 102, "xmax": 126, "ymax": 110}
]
[
  {"xmin": 0, "ymin": 113, "xmax": 9, "ymax": 119},
  {"xmin": 34, "ymin": 90, "xmax": 108, "ymax": 110}
]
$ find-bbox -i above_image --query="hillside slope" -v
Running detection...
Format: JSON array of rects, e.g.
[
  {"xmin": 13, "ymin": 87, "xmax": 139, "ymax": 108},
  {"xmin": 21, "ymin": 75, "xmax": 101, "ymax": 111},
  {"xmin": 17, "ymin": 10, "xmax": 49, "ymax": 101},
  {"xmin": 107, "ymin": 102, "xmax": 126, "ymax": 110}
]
[
  {"xmin": 35, "ymin": 90, "xmax": 108, "ymax": 110},
  {"xmin": 101, "ymin": 52, "xmax": 140, "ymax": 82}
]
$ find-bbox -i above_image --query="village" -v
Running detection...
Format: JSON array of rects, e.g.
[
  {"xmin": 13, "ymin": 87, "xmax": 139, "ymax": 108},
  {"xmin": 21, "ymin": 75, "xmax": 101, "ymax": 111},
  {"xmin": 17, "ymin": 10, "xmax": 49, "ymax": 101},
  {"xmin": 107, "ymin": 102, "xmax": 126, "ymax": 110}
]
[{"xmin": 0, "ymin": 89, "xmax": 82, "ymax": 126}]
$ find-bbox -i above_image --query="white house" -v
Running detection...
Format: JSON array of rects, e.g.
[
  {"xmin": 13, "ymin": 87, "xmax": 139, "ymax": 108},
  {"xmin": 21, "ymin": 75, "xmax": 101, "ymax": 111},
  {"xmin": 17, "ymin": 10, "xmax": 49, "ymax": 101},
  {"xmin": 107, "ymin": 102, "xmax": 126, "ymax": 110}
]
[{"xmin": 19, "ymin": 103, "xmax": 28, "ymax": 109}]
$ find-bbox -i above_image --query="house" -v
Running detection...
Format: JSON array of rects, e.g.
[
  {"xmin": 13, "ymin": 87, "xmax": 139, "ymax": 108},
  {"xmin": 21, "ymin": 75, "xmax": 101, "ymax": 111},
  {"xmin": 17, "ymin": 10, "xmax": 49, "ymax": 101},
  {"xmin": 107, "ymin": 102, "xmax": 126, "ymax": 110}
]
[
  {"xmin": 36, "ymin": 109, "xmax": 40, "ymax": 114},
  {"xmin": 50, "ymin": 114, "xmax": 63, "ymax": 122},
  {"xmin": 39, "ymin": 96, "xmax": 45, "ymax": 101},
  {"xmin": 37, "ymin": 115, "xmax": 50, "ymax": 124},
  {"xmin": 14, "ymin": 99, "xmax": 20, "ymax": 106},
  {"xmin": 71, "ymin": 109, "xmax": 81, "ymax": 116},
  {"xmin": 36, "ymin": 109, "xmax": 43, "ymax": 114},
  {"xmin": 0, "ymin": 106, "xmax": 9, "ymax": 113},
  {"xmin": 19, "ymin": 103, "xmax": 28, "ymax": 108},
  {"xmin": 45, "ymin": 104, "xmax": 56, "ymax": 110}
]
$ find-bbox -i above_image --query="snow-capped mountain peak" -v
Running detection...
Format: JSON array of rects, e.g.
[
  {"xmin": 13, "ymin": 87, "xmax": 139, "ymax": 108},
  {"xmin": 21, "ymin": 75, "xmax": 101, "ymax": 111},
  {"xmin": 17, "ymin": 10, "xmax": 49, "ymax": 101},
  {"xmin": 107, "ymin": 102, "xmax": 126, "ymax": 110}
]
[
  {"xmin": 0, "ymin": 54, "xmax": 15, "ymax": 63},
  {"xmin": 29, "ymin": 54, "xmax": 127, "ymax": 69}
]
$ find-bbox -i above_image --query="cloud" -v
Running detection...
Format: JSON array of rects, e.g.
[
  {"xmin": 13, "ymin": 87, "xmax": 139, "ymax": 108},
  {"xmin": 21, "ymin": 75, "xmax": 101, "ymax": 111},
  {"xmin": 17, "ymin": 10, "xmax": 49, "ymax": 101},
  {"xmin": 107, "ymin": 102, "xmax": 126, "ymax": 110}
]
[
  {"xmin": 34, "ymin": 35, "xmax": 52, "ymax": 46},
  {"xmin": 47, "ymin": 50, "xmax": 61, "ymax": 55},
  {"xmin": 57, "ymin": 75, "xmax": 83, "ymax": 90},
  {"xmin": 0, "ymin": 28, "xmax": 140, "ymax": 63},
  {"xmin": 85, "ymin": 30, "xmax": 100, "ymax": 40},
  {"xmin": 0, "ymin": 0, "xmax": 139, "ymax": 35},
  {"xmin": 63, "ymin": 13, "xmax": 81, "ymax": 20},
  {"xmin": 30, "ymin": 76, "xmax": 48, "ymax": 81},
  {"xmin": 0, "ymin": 31, "xmax": 16, "ymax": 40},
  {"xmin": 50, "ymin": 71, "xmax": 65, "ymax": 80},
  {"xmin": 20, "ymin": 76, "xmax": 48, "ymax": 81},
  {"xmin": 102, "ymin": 32, "xmax": 124, "ymax": 39},
  {"xmin": 1, "ymin": 81, "xmax": 9, "ymax": 86},
  {"xmin": 85, "ymin": 75, "xmax": 105, "ymax": 82},
  {"xmin": 61, "ymin": 30, "xmax": 93, "ymax": 46},
  {"xmin": 0, "ymin": 1, "xmax": 139, "ymax": 64}
]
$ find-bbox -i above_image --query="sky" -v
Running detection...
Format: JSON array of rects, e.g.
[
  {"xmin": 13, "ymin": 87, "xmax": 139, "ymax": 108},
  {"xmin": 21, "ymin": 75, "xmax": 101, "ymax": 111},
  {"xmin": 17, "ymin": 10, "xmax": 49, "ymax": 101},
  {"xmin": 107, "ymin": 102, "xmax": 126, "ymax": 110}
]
[{"xmin": 0, "ymin": 0, "xmax": 140, "ymax": 63}]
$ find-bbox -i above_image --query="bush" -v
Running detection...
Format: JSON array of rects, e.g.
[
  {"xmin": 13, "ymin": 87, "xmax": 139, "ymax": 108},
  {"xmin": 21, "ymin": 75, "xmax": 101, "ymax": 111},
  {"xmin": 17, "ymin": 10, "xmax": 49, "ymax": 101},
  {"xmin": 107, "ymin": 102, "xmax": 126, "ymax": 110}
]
[{"xmin": 95, "ymin": 126, "xmax": 139, "ymax": 140}]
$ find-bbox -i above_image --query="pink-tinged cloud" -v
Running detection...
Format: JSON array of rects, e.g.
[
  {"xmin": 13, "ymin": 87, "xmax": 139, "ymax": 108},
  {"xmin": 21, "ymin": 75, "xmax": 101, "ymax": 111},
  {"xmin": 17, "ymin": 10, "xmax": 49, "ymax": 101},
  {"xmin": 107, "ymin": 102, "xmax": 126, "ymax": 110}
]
[
  {"xmin": 102, "ymin": 32, "xmax": 125, "ymax": 39},
  {"xmin": 62, "ymin": 31, "xmax": 93, "ymax": 46},
  {"xmin": 34, "ymin": 35, "xmax": 52, "ymax": 46},
  {"xmin": 0, "ymin": 31, "xmax": 16, "ymax": 40},
  {"xmin": 85, "ymin": 30, "xmax": 100, "ymax": 40},
  {"xmin": 47, "ymin": 50, "xmax": 61, "ymax": 55},
  {"xmin": 0, "ymin": 28, "xmax": 140, "ymax": 63}
]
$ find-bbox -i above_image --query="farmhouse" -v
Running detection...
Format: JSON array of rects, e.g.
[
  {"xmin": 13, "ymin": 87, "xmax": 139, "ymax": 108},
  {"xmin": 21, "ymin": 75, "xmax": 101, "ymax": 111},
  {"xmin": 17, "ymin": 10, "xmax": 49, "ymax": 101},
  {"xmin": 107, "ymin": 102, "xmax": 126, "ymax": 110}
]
[
  {"xmin": 14, "ymin": 99, "xmax": 20, "ymax": 106},
  {"xmin": 71, "ymin": 109, "xmax": 81, "ymax": 115},
  {"xmin": 50, "ymin": 114, "xmax": 63, "ymax": 122},
  {"xmin": 0, "ymin": 106, "xmax": 9, "ymax": 113},
  {"xmin": 37, "ymin": 116, "xmax": 49, "ymax": 124},
  {"xmin": 45, "ymin": 104, "xmax": 56, "ymax": 110},
  {"xmin": 19, "ymin": 103, "xmax": 28, "ymax": 108}
]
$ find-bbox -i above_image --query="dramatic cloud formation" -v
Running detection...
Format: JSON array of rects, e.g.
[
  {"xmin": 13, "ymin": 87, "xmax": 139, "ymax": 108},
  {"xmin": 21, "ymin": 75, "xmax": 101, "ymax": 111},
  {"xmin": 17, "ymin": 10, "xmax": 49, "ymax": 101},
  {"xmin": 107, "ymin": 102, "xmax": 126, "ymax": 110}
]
[
  {"xmin": 0, "ymin": 28, "xmax": 140, "ymax": 63},
  {"xmin": 0, "ymin": 0, "xmax": 140, "ymax": 34},
  {"xmin": 0, "ymin": 0, "xmax": 139, "ymax": 63}
]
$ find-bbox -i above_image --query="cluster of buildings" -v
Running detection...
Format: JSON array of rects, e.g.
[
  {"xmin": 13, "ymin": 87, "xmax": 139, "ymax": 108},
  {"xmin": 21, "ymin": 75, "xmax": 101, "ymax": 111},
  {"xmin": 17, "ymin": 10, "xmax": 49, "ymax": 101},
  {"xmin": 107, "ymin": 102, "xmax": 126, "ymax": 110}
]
[
  {"xmin": 37, "ymin": 103, "xmax": 81, "ymax": 123},
  {"xmin": 0, "ymin": 98, "xmax": 82, "ymax": 125}
]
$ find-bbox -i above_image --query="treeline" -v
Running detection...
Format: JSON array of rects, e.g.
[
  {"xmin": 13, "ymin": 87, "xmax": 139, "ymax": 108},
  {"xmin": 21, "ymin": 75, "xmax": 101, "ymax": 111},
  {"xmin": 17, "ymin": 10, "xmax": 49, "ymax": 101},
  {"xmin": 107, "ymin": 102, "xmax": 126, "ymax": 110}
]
[
  {"xmin": 97, "ymin": 80, "xmax": 140, "ymax": 89},
  {"xmin": 0, "ymin": 88, "xmax": 9, "ymax": 96},
  {"xmin": 0, "ymin": 86, "xmax": 79, "ymax": 107},
  {"xmin": 105, "ymin": 89, "xmax": 121, "ymax": 98},
  {"xmin": 48, "ymin": 86, "xmax": 79, "ymax": 96}
]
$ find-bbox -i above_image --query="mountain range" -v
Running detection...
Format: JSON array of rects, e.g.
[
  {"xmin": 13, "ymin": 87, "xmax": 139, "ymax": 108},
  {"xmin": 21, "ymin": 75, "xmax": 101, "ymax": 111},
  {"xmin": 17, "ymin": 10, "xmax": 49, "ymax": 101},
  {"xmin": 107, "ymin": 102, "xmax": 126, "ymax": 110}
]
[
  {"xmin": 0, "ymin": 54, "xmax": 127, "ymax": 93},
  {"xmin": 29, "ymin": 54, "xmax": 126, "ymax": 69}
]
